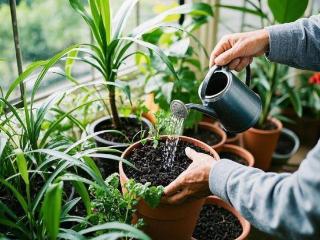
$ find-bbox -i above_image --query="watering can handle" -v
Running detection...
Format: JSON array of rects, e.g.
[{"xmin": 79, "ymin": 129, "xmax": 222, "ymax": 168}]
[{"xmin": 200, "ymin": 65, "xmax": 252, "ymax": 99}]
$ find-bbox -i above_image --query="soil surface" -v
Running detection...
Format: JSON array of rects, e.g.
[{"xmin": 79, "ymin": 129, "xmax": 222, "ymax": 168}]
[
  {"xmin": 193, "ymin": 204, "xmax": 242, "ymax": 240},
  {"xmin": 219, "ymin": 152, "xmax": 248, "ymax": 166},
  {"xmin": 125, "ymin": 140, "xmax": 211, "ymax": 186},
  {"xmin": 95, "ymin": 118, "xmax": 149, "ymax": 144},
  {"xmin": 255, "ymin": 120, "xmax": 277, "ymax": 131},
  {"xmin": 275, "ymin": 133, "xmax": 295, "ymax": 155},
  {"xmin": 184, "ymin": 128, "xmax": 222, "ymax": 146}
]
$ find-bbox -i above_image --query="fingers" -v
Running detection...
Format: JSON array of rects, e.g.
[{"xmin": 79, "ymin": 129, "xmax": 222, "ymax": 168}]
[
  {"xmin": 210, "ymin": 36, "xmax": 232, "ymax": 67},
  {"xmin": 228, "ymin": 57, "xmax": 252, "ymax": 71},
  {"xmin": 185, "ymin": 147, "xmax": 199, "ymax": 161},
  {"xmin": 164, "ymin": 173, "xmax": 185, "ymax": 197},
  {"xmin": 165, "ymin": 188, "xmax": 189, "ymax": 205},
  {"xmin": 214, "ymin": 46, "xmax": 242, "ymax": 66},
  {"xmin": 228, "ymin": 58, "xmax": 241, "ymax": 70}
]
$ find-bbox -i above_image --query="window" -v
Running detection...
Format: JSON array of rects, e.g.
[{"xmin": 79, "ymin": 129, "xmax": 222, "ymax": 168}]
[{"xmin": 0, "ymin": 0, "xmax": 179, "ymax": 101}]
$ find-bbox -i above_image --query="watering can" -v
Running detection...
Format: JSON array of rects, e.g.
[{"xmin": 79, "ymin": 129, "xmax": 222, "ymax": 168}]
[{"xmin": 170, "ymin": 65, "xmax": 262, "ymax": 133}]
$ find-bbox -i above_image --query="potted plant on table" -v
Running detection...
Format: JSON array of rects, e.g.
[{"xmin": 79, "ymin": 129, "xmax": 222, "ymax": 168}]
[
  {"xmin": 280, "ymin": 72, "xmax": 320, "ymax": 146},
  {"xmin": 66, "ymin": 0, "xmax": 214, "ymax": 150},
  {"xmin": 193, "ymin": 196, "xmax": 251, "ymax": 240},
  {"xmin": 119, "ymin": 113, "xmax": 220, "ymax": 240},
  {"xmin": 218, "ymin": 0, "xmax": 308, "ymax": 170}
]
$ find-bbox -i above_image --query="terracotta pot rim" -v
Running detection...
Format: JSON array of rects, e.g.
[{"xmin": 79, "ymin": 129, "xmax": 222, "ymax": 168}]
[
  {"xmin": 199, "ymin": 196, "xmax": 251, "ymax": 240},
  {"xmin": 120, "ymin": 135, "xmax": 220, "ymax": 188},
  {"xmin": 198, "ymin": 121, "xmax": 227, "ymax": 149},
  {"xmin": 248, "ymin": 117, "xmax": 283, "ymax": 134},
  {"xmin": 219, "ymin": 144, "xmax": 255, "ymax": 167}
]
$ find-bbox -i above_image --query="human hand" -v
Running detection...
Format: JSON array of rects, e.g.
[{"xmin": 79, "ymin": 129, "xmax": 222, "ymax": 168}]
[
  {"xmin": 163, "ymin": 147, "xmax": 217, "ymax": 205},
  {"xmin": 210, "ymin": 29, "xmax": 269, "ymax": 71}
]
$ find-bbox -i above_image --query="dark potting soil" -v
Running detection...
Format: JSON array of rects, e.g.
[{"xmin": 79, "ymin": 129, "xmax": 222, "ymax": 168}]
[
  {"xmin": 95, "ymin": 119, "xmax": 149, "ymax": 143},
  {"xmin": 219, "ymin": 152, "xmax": 248, "ymax": 166},
  {"xmin": 275, "ymin": 132, "xmax": 295, "ymax": 155},
  {"xmin": 125, "ymin": 140, "xmax": 211, "ymax": 186},
  {"xmin": 184, "ymin": 128, "xmax": 222, "ymax": 146},
  {"xmin": 193, "ymin": 204, "xmax": 242, "ymax": 240},
  {"xmin": 255, "ymin": 120, "xmax": 277, "ymax": 131}
]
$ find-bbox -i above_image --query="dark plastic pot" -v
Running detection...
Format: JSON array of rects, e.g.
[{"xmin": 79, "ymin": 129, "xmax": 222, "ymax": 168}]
[
  {"xmin": 88, "ymin": 115, "xmax": 153, "ymax": 176},
  {"xmin": 272, "ymin": 128, "xmax": 300, "ymax": 165},
  {"xmin": 89, "ymin": 115, "xmax": 153, "ymax": 149}
]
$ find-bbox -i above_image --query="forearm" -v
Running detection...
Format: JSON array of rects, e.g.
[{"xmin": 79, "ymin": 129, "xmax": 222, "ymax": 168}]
[
  {"xmin": 265, "ymin": 15, "xmax": 320, "ymax": 71},
  {"xmin": 209, "ymin": 140, "xmax": 320, "ymax": 240}
]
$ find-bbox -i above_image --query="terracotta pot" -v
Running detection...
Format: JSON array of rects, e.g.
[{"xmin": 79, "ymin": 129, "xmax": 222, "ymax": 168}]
[
  {"xmin": 193, "ymin": 196, "xmax": 250, "ymax": 240},
  {"xmin": 217, "ymin": 144, "xmax": 255, "ymax": 167},
  {"xmin": 214, "ymin": 122, "xmax": 243, "ymax": 146},
  {"xmin": 201, "ymin": 116, "xmax": 216, "ymax": 124},
  {"xmin": 243, "ymin": 118, "xmax": 283, "ymax": 171},
  {"xmin": 185, "ymin": 122, "xmax": 226, "ymax": 152},
  {"xmin": 281, "ymin": 108, "xmax": 320, "ymax": 146},
  {"xmin": 120, "ymin": 136, "xmax": 220, "ymax": 240}
]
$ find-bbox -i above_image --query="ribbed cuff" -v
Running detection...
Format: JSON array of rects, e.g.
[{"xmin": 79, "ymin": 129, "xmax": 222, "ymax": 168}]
[
  {"xmin": 265, "ymin": 23, "xmax": 299, "ymax": 64},
  {"xmin": 209, "ymin": 159, "xmax": 243, "ymax": 204}
]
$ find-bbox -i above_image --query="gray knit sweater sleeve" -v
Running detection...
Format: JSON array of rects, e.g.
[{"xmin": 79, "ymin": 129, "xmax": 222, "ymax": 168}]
[
  {"xmin": 265, "ymin": 15, "xmax": 320, "ymax": 71},
  {"xmin": 209, "ymin": 139, "xmax": 320, "ymax": 240}
]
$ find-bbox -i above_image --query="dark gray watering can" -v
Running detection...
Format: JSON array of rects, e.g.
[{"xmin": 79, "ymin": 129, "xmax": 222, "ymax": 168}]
[{"xmin": 170, "ymin": 65, "xmax": 262, "ymax": 133}]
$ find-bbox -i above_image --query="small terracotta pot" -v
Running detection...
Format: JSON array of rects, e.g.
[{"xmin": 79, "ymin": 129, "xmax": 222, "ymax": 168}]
[
  {"xmin": 217, "ymin": 144, "xmax": 254, "ymax": 167},
  {"xmin": 195, "ymin": 122, "xmax": 227, "ymax": 151},
  {"xmin": 214, "ymin": 122, "xmax": 243, "ymax": 146},
  {"xmin": 120, "ymin": 136, "xmax": 220, "ymax": 240},
  {"xmin": 193, "ymin": 196, "xmax": 251, "ymax": 240},
  {"xmin": 243, "ymin": 118, "xmax": 283, "ymax": 171}
]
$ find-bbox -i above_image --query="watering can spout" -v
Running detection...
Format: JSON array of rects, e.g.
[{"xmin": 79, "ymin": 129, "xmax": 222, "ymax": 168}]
[
  {"xmin": 170, "ymin": 100, "xmax": 218, "ymax": 120},
  {"xmin": 185, "ymin": 103, "xmax": 218, "ymax": 119}
]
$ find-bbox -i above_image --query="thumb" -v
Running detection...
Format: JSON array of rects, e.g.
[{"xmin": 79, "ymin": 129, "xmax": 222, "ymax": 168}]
[
  {"xmin": 214, "ymin": 47, "xmax": 241, "ymax": 66},
  {"xmin": 185, "ymin": 147, "xmax": 200, "ymax": 161}
]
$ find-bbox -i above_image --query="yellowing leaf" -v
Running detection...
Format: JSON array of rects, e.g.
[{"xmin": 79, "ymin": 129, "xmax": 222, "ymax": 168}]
[{"xmin": 153, "ymin": 2, "xmax": 180, "ymax": 22}]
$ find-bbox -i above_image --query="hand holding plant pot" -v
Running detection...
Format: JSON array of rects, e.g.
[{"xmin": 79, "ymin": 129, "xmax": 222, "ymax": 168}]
[{"xmin": 164, "ymin": 147, "xmax": 218, "ymax": 204}]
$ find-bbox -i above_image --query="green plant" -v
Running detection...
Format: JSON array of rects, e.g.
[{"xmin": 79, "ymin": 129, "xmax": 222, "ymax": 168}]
[
  {"xmin": 86, "ymin": 173, "xmax": 163, "ymax": 230},
  {"xmin": 141, "ymin": 3, "xmax": 213, "ymax": 129},
  {"xmin": 66, "ymin": 0, "xmax": 209, "ymax": 130},
  {"xmin": 217, "ymin": 0, "xmax": 308, "ymax": 128},
  {"xmin": 282, "ymin": 71, "xmax": 320, "ymax": 119},
  {"xmin": 0, "ymin": 52, "xmax": 147, "ymax": 239}
]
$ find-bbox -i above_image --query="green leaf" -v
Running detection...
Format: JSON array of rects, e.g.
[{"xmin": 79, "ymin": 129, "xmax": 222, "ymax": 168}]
[
  {"xmin": 161, "ymin": 82, "xmax": 174, "ymax": 103},
  {"xmin": 216, "ymin": 4, "xmax": 268, "ymax": 18},
  {"xmin": 14, "ymin": 149, "xmax": 29, "ymax": 186},
  {"xmin": 78, "ymin": 222, "xmax": 151, "ymax": 240},
  {"xmin": 268, "ymin": 0, "xmax": 308, "ymax": 23},
  {"xmin": 284, "ymin": 82, "xmax": 302, "ymax": 117},
  {"xmin": 168, "ymin": 38, "xmax": 190, "ymax": 57},
  {"xmin": 65, "ymin": 49, "xmax": 78, "ymax": 80},
  {"xmin": 42, "ymin": 181, "xmax": 63, "ymax": 240},
  {"xmin": 122, "ymin": 37, "xmax": 179, "ymax": 81},
  {"xmin": 132, "ymin": 3, "xmax": 212, "ymax": 37},
  {"xmin": 113, "ymin": 0, "xmax": 138, "ymax": 39},
  {"xmin": 98, "ymin": 0, "xmax": 112, "ymax": 43},
  {"xmin": 72, "ymin": 180, "xmax": 92, "ymax": 215}
]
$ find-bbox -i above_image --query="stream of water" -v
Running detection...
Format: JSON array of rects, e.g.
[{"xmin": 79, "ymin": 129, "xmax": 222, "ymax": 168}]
[{"xmin": 163, "ymin": 115, "xmax": 185, "ymax": 169}]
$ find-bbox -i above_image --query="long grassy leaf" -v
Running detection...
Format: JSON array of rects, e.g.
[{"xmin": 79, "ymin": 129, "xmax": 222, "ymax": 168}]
[
  {"xmin": 71, "ymin": 180, "xmax": 91, "ymax": 215},
  {"xmin": 132, "ymin": 3, "xmax": 212, "ymax": 37},
  {"xmin": 79, "ymin": 222, "xmax": 151, "ymax": 240},
  {"xmin": 42, "ymin": 181, "xmax": 63, "ymax": 240},
  {"xmin": 112, "ymin": 0, "xmax": 138, "ymax": 39},
  {"xmin": 14, "ymin": 149, "xmax": 29, "ymax": 186},
  {"xmin": 122, "ymin": 37, "xmax": 178, "ymax": 80},
  {"xmin": 216, "ymin": 4, "xmax": 268, "ymax": 18}
]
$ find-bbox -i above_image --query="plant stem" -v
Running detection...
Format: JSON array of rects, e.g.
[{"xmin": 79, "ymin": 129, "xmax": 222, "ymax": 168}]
[
  {"xmin": 9, "ymin": 0, "xmax": 25, "ymax": 105},
  {"xmin": 109, "ymin": 86, "xmax": 121, "ymax": 129}
]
